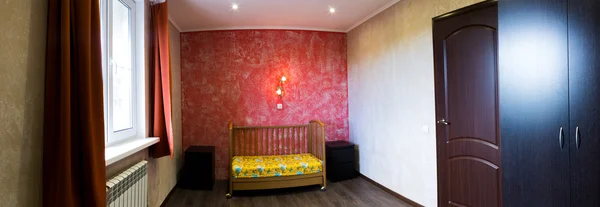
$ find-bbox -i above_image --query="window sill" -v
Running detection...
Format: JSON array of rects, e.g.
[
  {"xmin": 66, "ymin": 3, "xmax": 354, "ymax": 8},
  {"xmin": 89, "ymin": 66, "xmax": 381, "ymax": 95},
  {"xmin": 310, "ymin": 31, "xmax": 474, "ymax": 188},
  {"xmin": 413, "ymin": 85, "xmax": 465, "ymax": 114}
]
[{"xmin": 105, "ymin": 138, "xmax": 159, "ymax": 166}]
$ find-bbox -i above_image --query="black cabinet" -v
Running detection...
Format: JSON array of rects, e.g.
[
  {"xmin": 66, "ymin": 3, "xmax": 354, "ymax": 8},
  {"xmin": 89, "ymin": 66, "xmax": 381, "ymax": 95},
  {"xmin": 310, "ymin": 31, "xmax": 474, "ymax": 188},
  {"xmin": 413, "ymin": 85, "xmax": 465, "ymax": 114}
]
[
  {"xmin": 179, "ymin": 146, "xmax": 215, "ymax": 190},
  {"xmin": 568, "ymin": 0, "xmax": 600, "ymax": 206},
  {"xmin": 499, "ymin": 0, "xmax": 600, "ymax": 206},
  {"xmin": 326, "ymin": 141, "xmax": 356, "ymax": 182},
  {"xmin": 499, "ymin": 0, "xmax": 570, "ymax": 206}
]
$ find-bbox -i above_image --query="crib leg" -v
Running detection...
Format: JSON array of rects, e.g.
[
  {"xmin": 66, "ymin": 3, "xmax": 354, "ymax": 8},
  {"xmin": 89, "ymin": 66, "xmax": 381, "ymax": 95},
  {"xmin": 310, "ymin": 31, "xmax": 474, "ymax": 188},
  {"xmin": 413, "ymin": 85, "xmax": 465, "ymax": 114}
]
[
  {"xmin": 226, "ymin": 179, "xmax": 233, "ymax": 198},
  {"xmin": 321, "ymin": 175, "xmax": 327, "ymax": 191}
]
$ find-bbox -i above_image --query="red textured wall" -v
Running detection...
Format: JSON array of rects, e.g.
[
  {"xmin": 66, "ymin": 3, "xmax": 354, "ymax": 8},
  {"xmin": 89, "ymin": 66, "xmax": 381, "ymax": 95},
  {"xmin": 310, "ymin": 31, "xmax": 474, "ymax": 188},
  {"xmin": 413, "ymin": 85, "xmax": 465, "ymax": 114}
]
[{"xmin": 181, "ymin": 30, "xmax": 349, "ymax": 179}]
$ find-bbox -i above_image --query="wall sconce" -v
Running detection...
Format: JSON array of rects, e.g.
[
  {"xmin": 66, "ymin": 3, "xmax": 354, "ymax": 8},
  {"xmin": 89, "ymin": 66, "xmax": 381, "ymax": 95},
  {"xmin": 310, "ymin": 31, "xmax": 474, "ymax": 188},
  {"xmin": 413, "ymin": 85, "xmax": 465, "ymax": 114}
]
[
  {"xmin": 276, "ymin": 76, "xmax": 286, "ymax": 110},
  {"xmin": 276, "ymin": 86, "xmax": 283, "ymax": 97},
  {"xmin": 276, "ymin": 76, "xmax": 286, "ymax": 98}
]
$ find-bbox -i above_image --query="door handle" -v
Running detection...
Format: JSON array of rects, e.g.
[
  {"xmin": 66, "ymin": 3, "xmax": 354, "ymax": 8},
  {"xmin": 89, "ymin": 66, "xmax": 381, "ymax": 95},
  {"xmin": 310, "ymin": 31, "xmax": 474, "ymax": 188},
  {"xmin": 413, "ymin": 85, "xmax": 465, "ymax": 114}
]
[
  {"xmin": 437, "ymin": 118, "xmax": 449, "ymax": 125},
  {"xmin": 576, "ymin": 126, "xmax": 580, "ymax": 149},
  {"xmin": 559, "ymin": 127, "xmax": 564, "ymax": 149}
]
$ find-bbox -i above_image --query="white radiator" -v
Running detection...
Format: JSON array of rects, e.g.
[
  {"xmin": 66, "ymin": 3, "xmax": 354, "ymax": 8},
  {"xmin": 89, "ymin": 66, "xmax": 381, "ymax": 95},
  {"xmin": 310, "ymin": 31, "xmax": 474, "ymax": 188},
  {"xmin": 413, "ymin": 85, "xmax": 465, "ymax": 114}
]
[{"xmin": 106, "ymin": 160, "xmax": 148, "ymax": 207}]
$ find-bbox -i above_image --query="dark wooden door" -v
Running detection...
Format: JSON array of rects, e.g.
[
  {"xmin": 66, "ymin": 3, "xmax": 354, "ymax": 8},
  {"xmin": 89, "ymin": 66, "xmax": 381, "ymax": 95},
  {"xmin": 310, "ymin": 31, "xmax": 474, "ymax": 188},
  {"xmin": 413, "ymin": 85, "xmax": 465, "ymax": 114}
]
[
  {"xmin": 433, "ymin": 2, "xmax": 500, "ymax": 207},
  {"xmin": 499, "ymin": 0, "xmax": 570, "ymax": 206},
  {"xmin": 569, "ymin": 0, "xmax": 600, "ymax": 206}
]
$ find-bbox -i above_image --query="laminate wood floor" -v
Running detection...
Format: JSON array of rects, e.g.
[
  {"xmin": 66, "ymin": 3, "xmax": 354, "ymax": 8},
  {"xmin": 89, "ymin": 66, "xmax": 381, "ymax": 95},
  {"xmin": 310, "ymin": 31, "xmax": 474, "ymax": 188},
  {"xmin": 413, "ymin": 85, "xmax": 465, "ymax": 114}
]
[{"xmin": 163, "ymin": 177, "xmax": 413, "ymax": 207}]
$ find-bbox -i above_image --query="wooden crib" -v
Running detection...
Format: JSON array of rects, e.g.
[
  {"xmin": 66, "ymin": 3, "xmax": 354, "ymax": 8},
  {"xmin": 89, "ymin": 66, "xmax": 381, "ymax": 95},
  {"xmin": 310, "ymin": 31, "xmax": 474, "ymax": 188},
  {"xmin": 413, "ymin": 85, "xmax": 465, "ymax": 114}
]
[{"xmin": 226, "ymin": 120, "xmax": 327, "ymax": 198}]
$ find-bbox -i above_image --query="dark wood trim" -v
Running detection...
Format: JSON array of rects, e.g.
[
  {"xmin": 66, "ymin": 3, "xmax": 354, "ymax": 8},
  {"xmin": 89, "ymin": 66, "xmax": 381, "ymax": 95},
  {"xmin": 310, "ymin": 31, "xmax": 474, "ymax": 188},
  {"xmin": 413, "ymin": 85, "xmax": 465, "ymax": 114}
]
[
  {"xmin": 432, "ymin": 0, "xmax": 497, "ymax": 22},
  {"xmin": 358, "ymin": 174, "xmax": 424, "ymax": 207}
]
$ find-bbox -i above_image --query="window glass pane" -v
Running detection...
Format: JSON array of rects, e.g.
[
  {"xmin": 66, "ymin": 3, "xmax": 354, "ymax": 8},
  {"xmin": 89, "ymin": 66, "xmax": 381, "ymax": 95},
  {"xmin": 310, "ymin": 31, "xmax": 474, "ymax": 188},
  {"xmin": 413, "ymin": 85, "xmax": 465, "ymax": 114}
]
[{"xmin": 111, "ymin": 0, "xmax": 133, "ymax": 132}]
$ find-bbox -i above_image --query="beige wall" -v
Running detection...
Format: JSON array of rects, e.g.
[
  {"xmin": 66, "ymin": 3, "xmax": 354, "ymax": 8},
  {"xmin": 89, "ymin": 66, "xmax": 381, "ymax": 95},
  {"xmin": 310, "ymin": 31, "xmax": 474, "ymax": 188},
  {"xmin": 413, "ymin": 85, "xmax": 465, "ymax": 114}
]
[
  {"xmin": 0, "ymin": 0, "xmax": 47, "ymax": 206},
  {"xmin": 347, "ymin": 0, "xmax": 483, "ymax": 206},
  {"xmin": 147, "ymin": 21, "xmax": 183, "ymax": 207},
  {"xmin": 106, "ymin": 21, "xmax": 182, "ymax": 207}
]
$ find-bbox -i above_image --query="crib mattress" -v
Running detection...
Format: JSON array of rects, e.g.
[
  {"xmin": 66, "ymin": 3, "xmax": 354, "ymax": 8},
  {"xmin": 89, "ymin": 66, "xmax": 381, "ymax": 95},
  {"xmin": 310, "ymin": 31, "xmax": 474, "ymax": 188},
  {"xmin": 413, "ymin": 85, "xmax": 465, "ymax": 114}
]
[{"xmin": 231, "ymin": 154, "xmax": 323, "ymax": 178}]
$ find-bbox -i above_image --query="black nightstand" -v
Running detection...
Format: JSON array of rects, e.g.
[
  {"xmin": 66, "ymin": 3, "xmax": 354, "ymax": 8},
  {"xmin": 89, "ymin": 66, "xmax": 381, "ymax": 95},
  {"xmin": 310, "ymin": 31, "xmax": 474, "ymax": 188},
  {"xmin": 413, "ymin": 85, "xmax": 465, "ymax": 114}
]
[
  {"xmin": 326, "ymin": 141, "xmax": 357, "ymax": 182},
  {"xmin": 180, "ymin": 146, "xmax": 215, "ymax": 190}
]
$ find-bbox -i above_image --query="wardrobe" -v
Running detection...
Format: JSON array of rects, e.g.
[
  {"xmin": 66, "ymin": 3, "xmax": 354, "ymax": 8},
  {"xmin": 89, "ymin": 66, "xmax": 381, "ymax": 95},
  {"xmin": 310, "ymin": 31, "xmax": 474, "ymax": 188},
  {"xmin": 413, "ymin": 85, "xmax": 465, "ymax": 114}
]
[{"xmin": 500, "ymin": 0, "xmax": 600, "ymax": 206}]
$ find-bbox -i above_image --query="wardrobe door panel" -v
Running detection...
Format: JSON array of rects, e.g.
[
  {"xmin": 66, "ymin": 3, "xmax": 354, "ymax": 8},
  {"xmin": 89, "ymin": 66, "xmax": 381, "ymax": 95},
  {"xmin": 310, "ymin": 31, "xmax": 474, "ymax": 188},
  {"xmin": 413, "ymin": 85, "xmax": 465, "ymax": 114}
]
[
  {"xmin": 569, "ymin": 0, "xmax": 600, "ymax": 206},
  {"xmin": 499, "ymin": 0, "xmax": 570, "ymax": 206}
]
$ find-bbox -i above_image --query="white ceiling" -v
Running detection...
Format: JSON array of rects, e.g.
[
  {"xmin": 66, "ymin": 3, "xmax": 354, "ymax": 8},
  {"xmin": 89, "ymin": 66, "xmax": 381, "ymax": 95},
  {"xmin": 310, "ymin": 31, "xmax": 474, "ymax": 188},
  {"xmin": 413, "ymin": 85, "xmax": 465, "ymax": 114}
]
[{"xmin": 168, "ymin": 0, "xmax": 400, "ymax": 33}]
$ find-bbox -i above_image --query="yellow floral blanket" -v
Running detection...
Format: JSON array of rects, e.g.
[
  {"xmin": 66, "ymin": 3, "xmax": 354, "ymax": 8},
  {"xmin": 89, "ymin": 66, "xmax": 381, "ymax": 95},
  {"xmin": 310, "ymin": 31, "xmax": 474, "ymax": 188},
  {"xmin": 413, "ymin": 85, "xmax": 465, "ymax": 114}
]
[{"xmin": 231, "ymin": 154, "xmax": 323, "ymax": 178}]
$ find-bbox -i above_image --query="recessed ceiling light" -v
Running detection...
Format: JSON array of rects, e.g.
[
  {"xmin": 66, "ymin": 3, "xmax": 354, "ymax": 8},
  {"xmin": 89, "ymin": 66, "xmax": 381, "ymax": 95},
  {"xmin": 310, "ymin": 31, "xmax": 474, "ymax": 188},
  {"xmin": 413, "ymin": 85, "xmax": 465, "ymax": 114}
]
[
  {"xmin": 329, "ymin": 7, "xmax": 336, "ymax": 14},
  {"xmin": 232, "ymin": 4, "xmax": 239, "ymax": 10}
]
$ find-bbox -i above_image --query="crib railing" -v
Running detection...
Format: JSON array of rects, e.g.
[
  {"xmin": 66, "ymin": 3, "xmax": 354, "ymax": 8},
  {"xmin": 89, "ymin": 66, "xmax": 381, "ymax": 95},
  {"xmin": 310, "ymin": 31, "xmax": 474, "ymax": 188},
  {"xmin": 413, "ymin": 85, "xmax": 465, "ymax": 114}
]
[
  {"xmin": 308, "ymin": 120, "xmax": 326, "ymax": 161},
  {"xmin": 228, "ymin": 120, "xmax": 326, "ymax": 161}
]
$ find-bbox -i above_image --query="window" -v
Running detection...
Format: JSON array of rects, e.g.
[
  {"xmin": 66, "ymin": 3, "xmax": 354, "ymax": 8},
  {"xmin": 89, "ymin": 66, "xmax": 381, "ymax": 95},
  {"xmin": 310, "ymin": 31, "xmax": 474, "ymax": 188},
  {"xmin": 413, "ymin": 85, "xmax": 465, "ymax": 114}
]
[{"xmin": 101, "ymin": 0, "xmax": 144, "ymax": 146}]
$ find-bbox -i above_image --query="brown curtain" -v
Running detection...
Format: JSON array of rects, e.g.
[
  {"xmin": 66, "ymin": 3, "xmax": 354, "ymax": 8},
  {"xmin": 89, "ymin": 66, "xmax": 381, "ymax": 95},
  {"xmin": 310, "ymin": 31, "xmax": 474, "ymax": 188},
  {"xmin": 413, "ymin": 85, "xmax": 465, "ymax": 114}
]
[
  {"xmin": 149, "ymin": 1, "xmax": 174, "ymax": 158},
  {"xmin": 43, "ymin": 0, "xmax": 106, "ymax": 206}
]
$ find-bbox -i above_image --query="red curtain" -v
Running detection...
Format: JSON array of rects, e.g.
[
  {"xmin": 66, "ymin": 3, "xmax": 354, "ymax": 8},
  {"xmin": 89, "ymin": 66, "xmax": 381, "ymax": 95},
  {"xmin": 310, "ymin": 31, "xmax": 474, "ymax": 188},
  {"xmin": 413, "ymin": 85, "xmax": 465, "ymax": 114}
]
[
  {"xmin": 149, "ymin": 1, "xmax": 174, "ymax": 158},
  {"xmin": 43, "ymin": 0, "xmax": 106, "ymax": 206}
]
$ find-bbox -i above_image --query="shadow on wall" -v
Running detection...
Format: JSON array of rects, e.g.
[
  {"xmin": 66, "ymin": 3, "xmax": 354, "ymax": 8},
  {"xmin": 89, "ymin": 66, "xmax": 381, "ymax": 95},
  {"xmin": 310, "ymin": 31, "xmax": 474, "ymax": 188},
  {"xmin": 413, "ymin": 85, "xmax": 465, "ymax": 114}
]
[
  {"xmin": 354, "ymin": 144, "xmax": 360, "ymax": 172},
  {"xmin": 15, "ymin": 0, "xmax": 47, "ymax": 206}
]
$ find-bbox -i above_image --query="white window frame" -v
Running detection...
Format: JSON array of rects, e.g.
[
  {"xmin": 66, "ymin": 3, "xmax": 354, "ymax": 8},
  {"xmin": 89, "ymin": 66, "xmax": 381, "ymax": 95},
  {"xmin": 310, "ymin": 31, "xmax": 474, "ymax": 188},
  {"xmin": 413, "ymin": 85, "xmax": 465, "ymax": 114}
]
[{"xmin": 101, "ymin": 0, "xmax": 146, "ymax": 147}]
